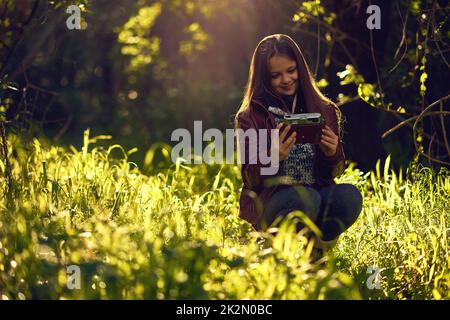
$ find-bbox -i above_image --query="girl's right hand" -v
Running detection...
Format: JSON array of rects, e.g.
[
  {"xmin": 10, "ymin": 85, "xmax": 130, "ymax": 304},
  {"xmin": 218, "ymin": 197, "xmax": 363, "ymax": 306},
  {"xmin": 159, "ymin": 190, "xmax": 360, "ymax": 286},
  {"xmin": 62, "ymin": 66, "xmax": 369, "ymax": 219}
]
[{"xmin": 276, "ymin": 123, "xmax": 296, "ymax": 161}]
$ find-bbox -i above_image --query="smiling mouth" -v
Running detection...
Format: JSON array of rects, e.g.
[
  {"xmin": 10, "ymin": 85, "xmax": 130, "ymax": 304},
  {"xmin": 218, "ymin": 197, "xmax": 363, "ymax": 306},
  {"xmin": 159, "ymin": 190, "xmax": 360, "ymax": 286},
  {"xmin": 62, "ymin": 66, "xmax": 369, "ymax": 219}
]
[{"xmin": 281, "ymin": 82, "xmax": 295, "ymax": 90}]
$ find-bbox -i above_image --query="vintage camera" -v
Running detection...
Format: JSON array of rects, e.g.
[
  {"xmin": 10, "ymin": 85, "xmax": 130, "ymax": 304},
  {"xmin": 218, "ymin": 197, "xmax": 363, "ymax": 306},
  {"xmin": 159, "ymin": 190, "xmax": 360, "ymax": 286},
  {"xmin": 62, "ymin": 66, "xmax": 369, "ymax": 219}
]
[{"xmin": 275, "ymin": 113, "xmax": 325, "ymax": 144}]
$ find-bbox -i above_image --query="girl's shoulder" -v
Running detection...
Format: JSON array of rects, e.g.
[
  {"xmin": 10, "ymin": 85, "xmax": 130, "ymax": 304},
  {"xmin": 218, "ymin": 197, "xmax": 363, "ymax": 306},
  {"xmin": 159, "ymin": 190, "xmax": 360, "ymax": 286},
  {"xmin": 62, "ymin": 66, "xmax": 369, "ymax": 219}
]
[
  {"xmin": 320, "ymin": 101, "xmax": 344, "ymax": 139},
  {"xmin": 321, "ymin": 102, "xmax": 341, "ymax": 122}
]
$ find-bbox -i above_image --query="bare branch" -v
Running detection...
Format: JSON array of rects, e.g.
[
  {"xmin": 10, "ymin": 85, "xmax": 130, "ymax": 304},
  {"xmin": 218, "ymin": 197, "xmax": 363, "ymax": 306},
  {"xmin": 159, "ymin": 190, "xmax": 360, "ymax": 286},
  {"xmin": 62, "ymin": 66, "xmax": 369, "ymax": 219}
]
[
  {"xmin": 439, "ymin": 99, "xmax": 450, "ymax": 156},
  {"xmin": 389, "ymin": 1, "xmax": 409, "ymax": 73},
  {"xmin": 431, "ymin": 1, "xmax": 450, "ymax": 69},
  {"xmin": 413, "ymin": 94, "xmax": 450, "ymax": 165},
  {"xmin": 382, "ymin": 93, "xmax": 450, "ymax": 133},
  {"xmin": 381, "ymin": 111, "xmax": 449, "ymax": 139},
  {"xmin": 0, "ymin": 0, "xmax": 41, "ymax": 77},
  {"xmin": 368, "ymin": 0, "xmax": 386, "ymax": 108}
]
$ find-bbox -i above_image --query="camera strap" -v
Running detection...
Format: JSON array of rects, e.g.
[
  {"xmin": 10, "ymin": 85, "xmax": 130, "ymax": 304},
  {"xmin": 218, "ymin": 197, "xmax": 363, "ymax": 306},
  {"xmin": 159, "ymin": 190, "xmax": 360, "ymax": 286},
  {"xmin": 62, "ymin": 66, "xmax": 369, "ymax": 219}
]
[{"xmin": 291, "ymin": 93, "xmax": 297, "ymax": 114}]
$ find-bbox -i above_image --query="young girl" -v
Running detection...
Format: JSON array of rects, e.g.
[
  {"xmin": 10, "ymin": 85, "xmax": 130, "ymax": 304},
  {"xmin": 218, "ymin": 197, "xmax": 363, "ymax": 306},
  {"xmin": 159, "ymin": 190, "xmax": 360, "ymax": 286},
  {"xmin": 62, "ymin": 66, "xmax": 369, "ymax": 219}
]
[{"xmin": 235, "ymin": 34, "xmax": 362, "ymax": 244}]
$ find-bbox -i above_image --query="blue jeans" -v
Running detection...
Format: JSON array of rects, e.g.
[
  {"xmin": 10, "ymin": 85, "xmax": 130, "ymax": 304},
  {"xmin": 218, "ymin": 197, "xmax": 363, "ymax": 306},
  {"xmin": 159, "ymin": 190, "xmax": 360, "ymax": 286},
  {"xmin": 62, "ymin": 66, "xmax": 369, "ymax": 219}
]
[{"xmin": 257, "ymin": 184, "xmax": 363, "ymax": 241}]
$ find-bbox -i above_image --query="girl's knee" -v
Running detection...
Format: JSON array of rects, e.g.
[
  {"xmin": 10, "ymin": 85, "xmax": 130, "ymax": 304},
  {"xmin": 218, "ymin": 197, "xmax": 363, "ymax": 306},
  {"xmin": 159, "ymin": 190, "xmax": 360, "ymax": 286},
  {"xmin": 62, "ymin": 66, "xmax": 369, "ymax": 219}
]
[
  {"xmin": 342, "ymin": 184, "xmax": 363, "ymax": 221},
  {"xmin": 330, "ymin": 184, "xmax": 363, "ymax": 223},
  {"xmin": 338, "ymin": 184, "xmax": 362, "ymax": 205}
]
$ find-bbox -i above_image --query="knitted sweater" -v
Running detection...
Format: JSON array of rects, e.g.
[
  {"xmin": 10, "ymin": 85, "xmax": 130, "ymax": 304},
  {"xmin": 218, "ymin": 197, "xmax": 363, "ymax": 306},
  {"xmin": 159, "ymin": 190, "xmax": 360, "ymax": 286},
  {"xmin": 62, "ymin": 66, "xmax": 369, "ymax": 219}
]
[
  {"xmin": 266, "ymin": 91, "xmax": 316, "ymax": 185},
  {"xmin": 273, "ymin": 113, "xmax": 316, "ymax": 185}
]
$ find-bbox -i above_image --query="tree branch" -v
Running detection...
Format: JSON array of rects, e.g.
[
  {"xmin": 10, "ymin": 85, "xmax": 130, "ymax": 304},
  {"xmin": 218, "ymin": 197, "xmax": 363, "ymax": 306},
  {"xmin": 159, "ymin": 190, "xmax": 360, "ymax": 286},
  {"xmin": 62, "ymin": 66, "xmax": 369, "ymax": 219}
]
[{"xmin": 0, "ymin": 0, "xmax": 41, "ymax": 77}]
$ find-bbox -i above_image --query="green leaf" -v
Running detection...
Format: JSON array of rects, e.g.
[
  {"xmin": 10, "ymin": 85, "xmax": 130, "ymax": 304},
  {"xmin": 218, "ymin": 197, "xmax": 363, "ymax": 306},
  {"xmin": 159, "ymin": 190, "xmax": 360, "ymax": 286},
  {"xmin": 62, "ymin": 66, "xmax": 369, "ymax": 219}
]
[{"xmin": 384, "ymin": 155, "xmax": 391, "ymax": 180}]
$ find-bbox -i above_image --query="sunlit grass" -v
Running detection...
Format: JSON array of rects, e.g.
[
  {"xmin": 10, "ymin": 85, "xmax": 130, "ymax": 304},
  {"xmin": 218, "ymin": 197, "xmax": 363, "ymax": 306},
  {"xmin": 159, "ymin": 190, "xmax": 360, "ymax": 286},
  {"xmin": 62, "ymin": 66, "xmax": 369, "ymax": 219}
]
[
  {"xmin": 0, "ymin": 131, "xmax": 448, "ymax": 299},
  {"xmin": 334, "ymin": 157, "xmax": 449, "ymax": 299}
]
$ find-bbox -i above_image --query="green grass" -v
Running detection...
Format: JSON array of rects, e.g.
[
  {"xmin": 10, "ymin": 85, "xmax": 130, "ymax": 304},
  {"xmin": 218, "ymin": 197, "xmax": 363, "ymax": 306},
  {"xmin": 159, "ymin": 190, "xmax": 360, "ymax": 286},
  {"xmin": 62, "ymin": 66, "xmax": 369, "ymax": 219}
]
[{"xmin": 0, "ymin": 130, "xmax": 448, "ymax": 299}]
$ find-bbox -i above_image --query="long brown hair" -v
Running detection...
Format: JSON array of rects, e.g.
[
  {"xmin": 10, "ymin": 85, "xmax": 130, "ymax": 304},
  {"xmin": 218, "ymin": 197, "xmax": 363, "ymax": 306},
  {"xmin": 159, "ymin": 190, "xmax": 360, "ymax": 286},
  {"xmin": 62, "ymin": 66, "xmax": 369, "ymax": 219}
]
[{"xmin": 236, "ymin": 34, "xmax": 340, "ymax": 125}]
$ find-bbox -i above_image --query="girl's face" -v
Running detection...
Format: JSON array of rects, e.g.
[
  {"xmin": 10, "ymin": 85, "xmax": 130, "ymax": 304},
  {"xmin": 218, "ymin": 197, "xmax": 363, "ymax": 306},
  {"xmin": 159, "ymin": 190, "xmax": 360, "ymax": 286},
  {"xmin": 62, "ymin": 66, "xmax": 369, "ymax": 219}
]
[{"xmin": 268, "ymin": 54, "xmax": 298, "ymax": 96}]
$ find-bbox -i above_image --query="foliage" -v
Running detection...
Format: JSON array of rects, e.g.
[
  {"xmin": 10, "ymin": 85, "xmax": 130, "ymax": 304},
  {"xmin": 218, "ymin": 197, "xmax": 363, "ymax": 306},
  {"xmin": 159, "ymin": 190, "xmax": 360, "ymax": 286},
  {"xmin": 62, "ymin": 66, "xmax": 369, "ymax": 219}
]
[
  {"xmin": 0, "ymin": 133, "xmax": 448, "ymax": 299},
  {"xmin": 0, "ymin": 132, "xmax": 355, "ymax": 299},
  {"xmin": 334, "ymin": 156, "xmax": 450, "ymax": 299},
  {"xmin": 117, "ymin": 3, "xmax": 163, "ymax": 72}
]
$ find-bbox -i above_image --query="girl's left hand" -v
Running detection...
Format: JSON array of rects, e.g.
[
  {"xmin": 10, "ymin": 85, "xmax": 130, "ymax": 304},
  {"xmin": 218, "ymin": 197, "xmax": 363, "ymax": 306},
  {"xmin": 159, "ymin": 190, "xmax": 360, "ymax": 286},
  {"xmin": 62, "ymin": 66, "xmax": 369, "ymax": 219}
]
[{"xmin": 319, "ymin": 125, "xmax": 339, "ymax": 157}]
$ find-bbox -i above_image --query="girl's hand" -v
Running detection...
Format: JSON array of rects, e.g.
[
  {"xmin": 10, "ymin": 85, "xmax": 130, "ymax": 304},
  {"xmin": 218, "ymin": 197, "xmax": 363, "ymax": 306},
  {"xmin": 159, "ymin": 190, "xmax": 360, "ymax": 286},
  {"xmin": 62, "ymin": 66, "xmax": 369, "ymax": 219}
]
[
  {"xmin": 276, "ymin": 123, "xmax": 296, "ymax": 161},
  {"xmin": 319, "ymin": 125, "xmax": 339, "ymax": 157}
]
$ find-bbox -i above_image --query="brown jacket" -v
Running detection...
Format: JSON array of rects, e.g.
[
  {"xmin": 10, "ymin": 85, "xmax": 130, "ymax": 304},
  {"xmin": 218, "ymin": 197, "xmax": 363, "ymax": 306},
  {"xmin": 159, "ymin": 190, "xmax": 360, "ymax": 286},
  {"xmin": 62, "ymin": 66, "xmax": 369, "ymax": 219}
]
[{"xmin": 236, "ymin": 98, "xmax": 345, "ymax": 229}]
